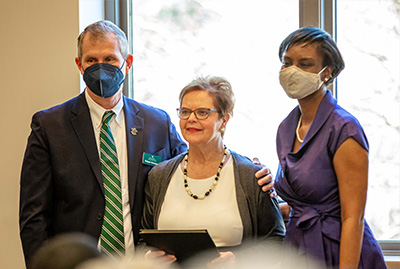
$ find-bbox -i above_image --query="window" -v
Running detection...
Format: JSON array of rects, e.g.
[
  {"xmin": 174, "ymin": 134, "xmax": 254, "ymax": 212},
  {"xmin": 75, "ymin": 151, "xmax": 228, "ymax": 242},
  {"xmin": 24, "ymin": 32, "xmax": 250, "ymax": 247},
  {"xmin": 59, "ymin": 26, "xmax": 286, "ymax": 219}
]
[
  {"xmin": 336, "ymin": 0, "xmax": 400, "ymax": 241},
  {"xmin": 127, "ymin": 0, "xmax": 299, "ymax": 172},
  {"xmin": 116, "ymin": 0, "xmax": 399, "ymax": 244}
]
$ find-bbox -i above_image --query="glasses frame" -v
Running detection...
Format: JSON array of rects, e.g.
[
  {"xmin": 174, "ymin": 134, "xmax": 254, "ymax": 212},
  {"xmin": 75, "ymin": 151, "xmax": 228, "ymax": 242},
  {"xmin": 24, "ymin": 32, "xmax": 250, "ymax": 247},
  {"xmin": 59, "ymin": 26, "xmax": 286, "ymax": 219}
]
[{"xmin": 176, "ymin": 107, "xmax": 221, "ymax": 120}]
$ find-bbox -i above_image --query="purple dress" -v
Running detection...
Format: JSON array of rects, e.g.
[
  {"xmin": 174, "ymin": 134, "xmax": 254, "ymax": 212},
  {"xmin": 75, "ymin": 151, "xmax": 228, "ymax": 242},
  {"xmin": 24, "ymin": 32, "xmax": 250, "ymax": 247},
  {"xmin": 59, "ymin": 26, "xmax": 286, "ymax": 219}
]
[{"xmin": 275, "ymin": 90, "xmax": 386, "ymax": 268}]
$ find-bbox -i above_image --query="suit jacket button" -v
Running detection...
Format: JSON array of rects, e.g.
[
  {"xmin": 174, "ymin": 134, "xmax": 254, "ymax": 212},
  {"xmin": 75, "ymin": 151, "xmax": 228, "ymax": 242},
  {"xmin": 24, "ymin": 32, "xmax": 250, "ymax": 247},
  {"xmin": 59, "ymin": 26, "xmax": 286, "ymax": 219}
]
[{"xmin": 96, "ymin": 213, "xmax": 103, "ymax": 221}]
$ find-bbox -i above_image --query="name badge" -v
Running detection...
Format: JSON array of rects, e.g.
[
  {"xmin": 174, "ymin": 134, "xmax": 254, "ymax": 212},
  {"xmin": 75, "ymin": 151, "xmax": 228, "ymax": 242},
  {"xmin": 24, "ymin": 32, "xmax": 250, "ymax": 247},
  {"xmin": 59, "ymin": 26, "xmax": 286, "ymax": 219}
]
[{"xmin": 142, "ymin": 152, "xmax": 162, "ymax": 166}]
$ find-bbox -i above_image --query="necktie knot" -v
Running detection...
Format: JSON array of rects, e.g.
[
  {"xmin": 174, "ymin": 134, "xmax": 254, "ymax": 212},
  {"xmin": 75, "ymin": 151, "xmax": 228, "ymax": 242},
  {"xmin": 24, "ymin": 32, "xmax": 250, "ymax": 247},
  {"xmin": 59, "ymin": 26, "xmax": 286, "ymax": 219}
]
[{"xmin": 102, "ymin": 111, "xmax": 115, "ymax": 125}]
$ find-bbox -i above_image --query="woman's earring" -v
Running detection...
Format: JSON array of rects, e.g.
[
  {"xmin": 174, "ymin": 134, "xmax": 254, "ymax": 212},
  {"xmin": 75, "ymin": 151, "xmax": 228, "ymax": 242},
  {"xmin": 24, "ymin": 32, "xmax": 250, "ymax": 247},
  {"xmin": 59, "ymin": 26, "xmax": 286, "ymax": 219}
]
[{"xmin": 220, "ymin": 127, "xmax": 225, "ymax": 134}]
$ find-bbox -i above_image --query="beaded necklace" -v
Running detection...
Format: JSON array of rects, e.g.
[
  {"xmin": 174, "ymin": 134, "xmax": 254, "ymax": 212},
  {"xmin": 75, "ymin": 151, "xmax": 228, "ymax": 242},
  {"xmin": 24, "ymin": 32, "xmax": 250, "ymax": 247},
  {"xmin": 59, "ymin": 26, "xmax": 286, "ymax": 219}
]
[{"xmin": 183, "ymin": 145, "xmax": 228, "ymax": 200}]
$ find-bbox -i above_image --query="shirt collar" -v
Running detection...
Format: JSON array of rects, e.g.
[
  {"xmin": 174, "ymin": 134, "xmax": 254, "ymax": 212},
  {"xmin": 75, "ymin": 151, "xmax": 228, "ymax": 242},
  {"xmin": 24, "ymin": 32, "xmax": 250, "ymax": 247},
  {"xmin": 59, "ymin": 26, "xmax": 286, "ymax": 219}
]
[{"xmin": 85, "ymin": 89, "xmax": 124, "ymax": 128}]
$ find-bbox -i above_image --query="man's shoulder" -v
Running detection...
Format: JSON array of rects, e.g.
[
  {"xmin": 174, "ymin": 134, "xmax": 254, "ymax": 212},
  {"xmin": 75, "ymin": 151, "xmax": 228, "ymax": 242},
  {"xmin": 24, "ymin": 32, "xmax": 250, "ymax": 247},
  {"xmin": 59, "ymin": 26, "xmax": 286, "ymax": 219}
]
[
  {"xmin": 123, "ymin": 96, "xmax": 170, "ymax": 118},
  {"xmin": 35, "ymin": 94, "xmax": 82, "ymax": 116}
]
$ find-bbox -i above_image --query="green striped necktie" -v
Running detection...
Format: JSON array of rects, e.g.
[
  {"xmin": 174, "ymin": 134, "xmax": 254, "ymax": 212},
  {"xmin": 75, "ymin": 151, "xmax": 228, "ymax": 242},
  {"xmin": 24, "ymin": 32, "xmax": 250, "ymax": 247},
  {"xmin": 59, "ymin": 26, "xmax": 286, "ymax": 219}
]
[{"xmin": 99, "ymin": 111, "xmax": 125, "ymax": 258}]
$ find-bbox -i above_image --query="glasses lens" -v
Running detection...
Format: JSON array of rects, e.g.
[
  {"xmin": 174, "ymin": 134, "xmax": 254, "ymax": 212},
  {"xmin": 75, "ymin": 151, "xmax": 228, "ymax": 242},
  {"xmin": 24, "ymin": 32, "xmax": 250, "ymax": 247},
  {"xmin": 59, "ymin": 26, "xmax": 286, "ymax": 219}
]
[
  {"xmin": 179, "ymin": 108, "xmax": 191, "ymax": 119},
  {"xmin": 195, "ymin": 109, "xmax": 209, "ymax": 120}
]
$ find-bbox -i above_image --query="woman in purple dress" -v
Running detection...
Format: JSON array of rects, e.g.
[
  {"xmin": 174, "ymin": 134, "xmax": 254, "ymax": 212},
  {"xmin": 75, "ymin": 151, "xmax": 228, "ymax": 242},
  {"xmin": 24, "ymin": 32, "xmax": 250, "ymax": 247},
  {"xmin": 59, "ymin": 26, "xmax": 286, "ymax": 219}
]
[{"xmin": 274, "ymin": 27, "xmax": 386, "ymax": 268}]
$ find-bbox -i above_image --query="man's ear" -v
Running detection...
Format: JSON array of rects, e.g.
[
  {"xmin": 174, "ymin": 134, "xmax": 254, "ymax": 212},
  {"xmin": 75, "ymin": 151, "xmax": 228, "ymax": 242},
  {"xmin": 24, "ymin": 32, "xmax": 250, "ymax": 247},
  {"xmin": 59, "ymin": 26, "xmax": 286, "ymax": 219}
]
[
  {"xmin": 125, "ymin": 54, "xmax": 133, "ymax": 74},
  {"xmin": 75, "ymin": 57, "xmax": 84, "ymax": 75}
]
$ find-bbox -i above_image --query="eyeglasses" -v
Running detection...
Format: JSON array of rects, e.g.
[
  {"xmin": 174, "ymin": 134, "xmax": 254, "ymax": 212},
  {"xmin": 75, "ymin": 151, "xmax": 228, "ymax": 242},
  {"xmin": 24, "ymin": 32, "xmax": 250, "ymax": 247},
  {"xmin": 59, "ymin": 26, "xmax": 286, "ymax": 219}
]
[{"xmin": 176, "ymin": 108, "xmax": 221, "ymax": 120}]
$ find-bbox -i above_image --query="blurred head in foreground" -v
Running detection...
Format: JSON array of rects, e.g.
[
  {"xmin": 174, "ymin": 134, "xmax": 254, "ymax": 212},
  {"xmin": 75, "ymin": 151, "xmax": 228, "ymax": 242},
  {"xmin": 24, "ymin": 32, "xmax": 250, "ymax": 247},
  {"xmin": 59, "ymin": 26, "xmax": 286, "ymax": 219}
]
[{"xmin": 29, "ymin": 233, "xmax": 101, "ymax": 269}]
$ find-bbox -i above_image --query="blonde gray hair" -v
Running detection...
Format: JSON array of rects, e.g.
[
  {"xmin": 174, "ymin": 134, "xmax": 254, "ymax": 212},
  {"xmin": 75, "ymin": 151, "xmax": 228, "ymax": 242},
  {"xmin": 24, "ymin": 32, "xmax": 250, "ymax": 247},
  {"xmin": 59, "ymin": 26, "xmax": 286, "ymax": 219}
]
[{"xmin": 179, "ymin": 76, "xmax": 235, "ymax": 117}]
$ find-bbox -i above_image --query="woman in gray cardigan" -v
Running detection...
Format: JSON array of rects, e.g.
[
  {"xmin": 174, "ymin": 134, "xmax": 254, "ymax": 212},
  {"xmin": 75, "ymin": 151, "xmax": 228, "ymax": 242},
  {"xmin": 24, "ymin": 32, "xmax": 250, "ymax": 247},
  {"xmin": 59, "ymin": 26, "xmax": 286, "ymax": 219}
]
[{"xmin": 141, "ymin": 76, "xmax": 285, "ymax": 268}]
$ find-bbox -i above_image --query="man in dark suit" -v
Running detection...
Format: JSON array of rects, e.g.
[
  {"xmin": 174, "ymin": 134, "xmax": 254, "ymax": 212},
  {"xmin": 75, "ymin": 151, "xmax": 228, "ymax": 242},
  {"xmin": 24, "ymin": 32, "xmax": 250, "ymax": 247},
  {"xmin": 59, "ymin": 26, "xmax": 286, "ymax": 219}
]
[
  {"xmin": 19, "ymin": 20, "xmax": 273, "ymax": 267},
  {"xmin": 19, "ymin": 20, "xmax": 187, "ymax": 266}
]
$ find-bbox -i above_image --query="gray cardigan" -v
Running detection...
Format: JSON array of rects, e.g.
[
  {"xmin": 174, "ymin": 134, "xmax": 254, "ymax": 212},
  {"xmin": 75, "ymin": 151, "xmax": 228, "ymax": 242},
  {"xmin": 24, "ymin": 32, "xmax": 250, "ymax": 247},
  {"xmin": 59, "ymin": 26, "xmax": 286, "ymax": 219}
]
[{"xmin": 141, "ymin": 150, "xmax": 285, "ymax": 252}]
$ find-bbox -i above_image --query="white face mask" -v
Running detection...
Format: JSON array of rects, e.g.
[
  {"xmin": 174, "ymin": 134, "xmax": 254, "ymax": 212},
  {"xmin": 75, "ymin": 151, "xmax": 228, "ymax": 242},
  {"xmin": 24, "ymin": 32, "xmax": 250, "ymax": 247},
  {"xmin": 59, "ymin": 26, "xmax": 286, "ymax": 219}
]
[{"xmin": 279, "ymin": 65, "xmax": 327, "ymax": 99}]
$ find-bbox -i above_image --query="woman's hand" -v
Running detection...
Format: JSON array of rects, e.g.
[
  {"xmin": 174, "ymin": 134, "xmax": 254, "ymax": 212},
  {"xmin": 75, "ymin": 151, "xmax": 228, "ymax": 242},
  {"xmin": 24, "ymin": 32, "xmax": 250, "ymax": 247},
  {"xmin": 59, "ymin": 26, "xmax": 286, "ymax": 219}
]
[
  {"xmin": 253, "ymin": 158, "xmax": 275, "ymax": 196},
  {"xmin": 279, "ymin": 202, "xmax": 291, "ymax": 223},
  {"xmin": 144, "ymin": 249, "xmax": 177, "ymax": 268},
  {"xmin": 207, "ymin": 251, "xmax": 235, "ymax": 269}
]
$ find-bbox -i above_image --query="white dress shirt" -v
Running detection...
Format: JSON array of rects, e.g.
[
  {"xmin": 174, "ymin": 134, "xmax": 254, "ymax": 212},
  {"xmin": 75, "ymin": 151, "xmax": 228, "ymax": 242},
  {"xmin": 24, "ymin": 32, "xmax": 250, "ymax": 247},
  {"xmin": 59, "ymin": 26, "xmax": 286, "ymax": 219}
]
[{"xmin": 85, "ymin": 90, "xmax": 134, "ymax": 254}]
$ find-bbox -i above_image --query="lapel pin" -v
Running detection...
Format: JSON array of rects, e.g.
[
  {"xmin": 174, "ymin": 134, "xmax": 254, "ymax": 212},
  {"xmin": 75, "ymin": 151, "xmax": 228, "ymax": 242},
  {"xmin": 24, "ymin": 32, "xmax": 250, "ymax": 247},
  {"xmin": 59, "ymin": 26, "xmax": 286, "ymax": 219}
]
[{"xmin": 130, "ymin": 128, "xmax": 138, "ymax": 136}]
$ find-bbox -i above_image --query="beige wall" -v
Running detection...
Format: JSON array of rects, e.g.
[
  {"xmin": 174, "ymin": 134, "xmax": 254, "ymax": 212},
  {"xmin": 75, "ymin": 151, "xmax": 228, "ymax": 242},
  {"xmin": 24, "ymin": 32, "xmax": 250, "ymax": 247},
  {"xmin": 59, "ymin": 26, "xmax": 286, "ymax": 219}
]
[{"xmin": 0, "ymin": 0, "xmax": 79, "ymax": 267}]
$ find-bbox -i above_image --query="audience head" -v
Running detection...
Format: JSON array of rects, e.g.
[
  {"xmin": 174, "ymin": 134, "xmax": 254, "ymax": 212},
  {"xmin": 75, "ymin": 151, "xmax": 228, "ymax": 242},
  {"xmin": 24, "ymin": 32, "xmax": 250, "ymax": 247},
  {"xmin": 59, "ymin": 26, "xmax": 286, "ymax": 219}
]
[
  {"xmin": 76, "ymin": 254, "xmax": 180, "ymax": 269},
  {"xmin": 29, "ymin": 233, "xmax": 101, "ymax": 269}
]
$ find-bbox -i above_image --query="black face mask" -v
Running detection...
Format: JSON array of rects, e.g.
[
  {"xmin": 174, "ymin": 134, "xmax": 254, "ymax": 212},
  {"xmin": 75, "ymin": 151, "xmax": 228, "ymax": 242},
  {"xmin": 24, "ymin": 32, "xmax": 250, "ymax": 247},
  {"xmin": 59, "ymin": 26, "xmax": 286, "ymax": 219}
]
[{"xmin": 83, "ymin": 61, "xmax": 125, "ymax": 98}]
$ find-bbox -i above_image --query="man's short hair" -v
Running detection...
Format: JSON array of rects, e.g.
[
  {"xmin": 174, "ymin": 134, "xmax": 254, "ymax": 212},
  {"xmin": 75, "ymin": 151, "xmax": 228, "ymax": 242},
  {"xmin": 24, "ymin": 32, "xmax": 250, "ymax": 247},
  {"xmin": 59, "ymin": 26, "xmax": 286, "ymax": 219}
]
[{"xmin": 77, "ymin": 20, "xmax": 129, "ymax": 61}]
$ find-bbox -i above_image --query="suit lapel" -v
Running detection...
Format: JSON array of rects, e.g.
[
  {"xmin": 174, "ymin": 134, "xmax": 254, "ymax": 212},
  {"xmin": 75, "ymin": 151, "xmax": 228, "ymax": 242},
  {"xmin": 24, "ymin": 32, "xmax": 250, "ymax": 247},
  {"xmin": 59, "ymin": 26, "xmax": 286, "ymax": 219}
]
[
  {"xmin": 70, "ymin": 93, "xmax": 104, "ymax": 192},
  {"xmin": 123, "ymin": 96, "xmax": 144, "ymax": 209}
]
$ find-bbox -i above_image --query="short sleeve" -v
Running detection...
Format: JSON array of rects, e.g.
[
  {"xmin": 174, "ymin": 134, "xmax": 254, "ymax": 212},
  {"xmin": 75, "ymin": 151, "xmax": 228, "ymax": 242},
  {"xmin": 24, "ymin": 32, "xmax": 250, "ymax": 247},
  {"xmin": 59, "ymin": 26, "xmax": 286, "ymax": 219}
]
[{"xmin": 331, "ymin": 116, "xmax": 369, "ymax": 154}]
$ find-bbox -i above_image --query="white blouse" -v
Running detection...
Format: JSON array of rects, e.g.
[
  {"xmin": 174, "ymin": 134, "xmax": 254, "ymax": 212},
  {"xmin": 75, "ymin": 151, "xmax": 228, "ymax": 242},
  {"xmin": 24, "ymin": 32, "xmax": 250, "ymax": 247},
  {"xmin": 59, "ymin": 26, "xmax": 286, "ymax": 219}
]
[{"xmin": 157, "ymin": 156, "xmax": 243, "ymax": 247}]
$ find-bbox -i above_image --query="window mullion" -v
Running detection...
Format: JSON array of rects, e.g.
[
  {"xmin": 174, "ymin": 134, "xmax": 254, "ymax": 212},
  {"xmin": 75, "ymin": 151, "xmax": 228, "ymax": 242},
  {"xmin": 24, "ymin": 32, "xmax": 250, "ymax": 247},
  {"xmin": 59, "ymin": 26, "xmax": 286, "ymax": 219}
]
[{"xmin": 299, "ymin": 0, "xmax": 337, "ymax": 97}]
